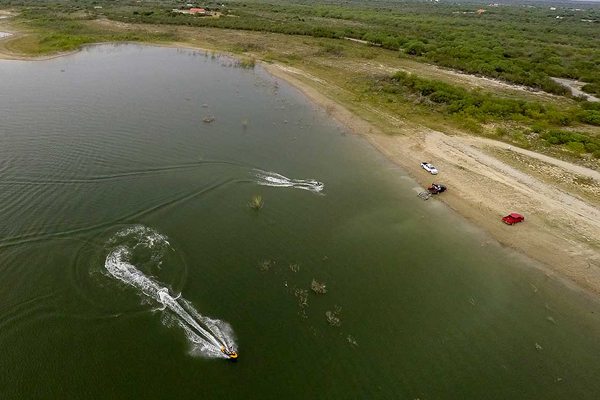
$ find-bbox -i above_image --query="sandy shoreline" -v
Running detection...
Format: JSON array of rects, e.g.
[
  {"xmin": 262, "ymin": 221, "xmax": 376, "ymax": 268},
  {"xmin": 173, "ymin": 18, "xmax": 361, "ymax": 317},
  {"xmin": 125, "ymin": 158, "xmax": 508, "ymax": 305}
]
[
  {"xmin": 263, "ymin": 63, "xmax": 600, "ymax": 297},
  {"xmin": 1, "ymin": 33, "xmax": 599, "ymax": 297}
]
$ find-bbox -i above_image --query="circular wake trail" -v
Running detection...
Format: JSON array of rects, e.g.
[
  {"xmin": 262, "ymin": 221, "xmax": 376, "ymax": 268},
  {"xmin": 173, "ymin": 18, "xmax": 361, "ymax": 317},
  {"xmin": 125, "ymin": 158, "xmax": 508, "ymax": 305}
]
[
  {"xmin": 253, "ymin": 169, "xmax": 324, "ymax": 193},
  {"xmin": 105, "ymin": 242, "xmax": 235, "ymax": 358}
]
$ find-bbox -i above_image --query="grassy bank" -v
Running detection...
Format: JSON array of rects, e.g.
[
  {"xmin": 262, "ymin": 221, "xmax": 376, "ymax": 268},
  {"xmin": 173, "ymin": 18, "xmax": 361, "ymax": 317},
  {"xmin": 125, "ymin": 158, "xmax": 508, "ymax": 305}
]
[
  {"xmin": 3, "ymin": 0, "xmax": 600, "ymax": 96},
  {"xmin": 101, "ymin": 0, "xmax": 600, "ymax": 97},
  {"xmin": 2, "ymin": 7, "xmax": 176, "ymax": 55},
  {"xmin": 1, "ymin": 1, "xmax": 599, "ymax": 164}
]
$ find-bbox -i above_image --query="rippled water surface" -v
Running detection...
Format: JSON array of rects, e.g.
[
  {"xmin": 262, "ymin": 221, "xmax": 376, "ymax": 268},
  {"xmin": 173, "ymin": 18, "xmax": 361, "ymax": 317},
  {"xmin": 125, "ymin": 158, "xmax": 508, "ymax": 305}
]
[{"xmin": 1, "ymin": 45, "xmax": 600, "ymax": 399}]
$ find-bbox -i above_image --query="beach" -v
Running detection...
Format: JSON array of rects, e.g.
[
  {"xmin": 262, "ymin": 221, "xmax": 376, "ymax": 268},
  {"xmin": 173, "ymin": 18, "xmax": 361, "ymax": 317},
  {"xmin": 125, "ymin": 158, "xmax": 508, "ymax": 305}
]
[{"xmin": 265, "ymin": 63, "xmax": 600, "ymax": 296}]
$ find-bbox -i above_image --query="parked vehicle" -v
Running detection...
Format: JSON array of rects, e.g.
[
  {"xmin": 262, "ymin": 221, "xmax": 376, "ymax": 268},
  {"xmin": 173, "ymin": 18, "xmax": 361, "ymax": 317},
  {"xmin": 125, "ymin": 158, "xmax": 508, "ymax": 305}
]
[
  {"xmin": 427, "ymin": 183, "xmax": 447, "ymax": 194},
  {"xmin": 420, "ymin": 162, "xmax": 438, "ymax": 175},
  {"xmin": 502, "ymin": 213, "xmax": 525, "ymax": 225}
]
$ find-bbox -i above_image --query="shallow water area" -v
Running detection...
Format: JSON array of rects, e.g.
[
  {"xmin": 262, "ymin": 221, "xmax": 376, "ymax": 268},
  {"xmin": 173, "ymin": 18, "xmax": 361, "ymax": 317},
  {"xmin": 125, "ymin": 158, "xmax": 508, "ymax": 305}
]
[
  {"xmin": 0, "ymin": 31, "xmax": 12, "ymax": 38},
  {"xmin": 1, "ymin": 44, "xmax": 600, "ymax": 399}
]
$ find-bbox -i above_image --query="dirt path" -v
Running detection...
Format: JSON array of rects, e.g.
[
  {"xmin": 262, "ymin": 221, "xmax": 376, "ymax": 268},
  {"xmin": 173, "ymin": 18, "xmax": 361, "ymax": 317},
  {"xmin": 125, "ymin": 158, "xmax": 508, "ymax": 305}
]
[
  {"xmin": 551, "ymin": 77, "xmax": 599, "ymax": 102},
  {"xmin": 423, "ymin": 131, "xmax": 600, "ymax": 244},
  {"xmin": 462, "ymin": 136, "xmax": 600, "ymax": 180}
]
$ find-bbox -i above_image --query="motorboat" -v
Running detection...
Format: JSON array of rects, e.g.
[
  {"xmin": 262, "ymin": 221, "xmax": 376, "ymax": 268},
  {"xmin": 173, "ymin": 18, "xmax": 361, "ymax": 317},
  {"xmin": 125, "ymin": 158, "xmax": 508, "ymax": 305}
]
[{"xmin": 221, "ymin": 346, "xmax": 238, "ymax": 360}]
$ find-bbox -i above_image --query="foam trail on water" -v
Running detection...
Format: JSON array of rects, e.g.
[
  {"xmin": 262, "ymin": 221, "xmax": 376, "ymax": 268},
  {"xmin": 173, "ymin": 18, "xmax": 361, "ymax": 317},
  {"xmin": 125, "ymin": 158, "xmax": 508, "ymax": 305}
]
[
  {"xmin": 253, "ymin": 169, "xmax": 324, "ymax": 193},
  {"xmin": 104, "ymin": 229, "xmax": 236, "ymax": 359}
]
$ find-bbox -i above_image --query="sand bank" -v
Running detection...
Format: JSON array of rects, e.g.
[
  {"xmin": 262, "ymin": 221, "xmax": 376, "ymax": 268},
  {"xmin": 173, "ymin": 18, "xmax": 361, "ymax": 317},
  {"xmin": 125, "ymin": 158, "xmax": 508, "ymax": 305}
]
[{"xmin": 264, "ymin": 63, "xmax": 600, "ymax": 296}]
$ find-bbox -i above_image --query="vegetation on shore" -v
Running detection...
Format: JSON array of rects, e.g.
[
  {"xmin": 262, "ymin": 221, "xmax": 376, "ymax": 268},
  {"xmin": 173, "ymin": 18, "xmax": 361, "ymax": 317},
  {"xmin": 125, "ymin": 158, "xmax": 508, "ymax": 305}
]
[
  {"xmin": 101, "ymin": 0, "xmax": 600, "ymax": 97},
  {"xmin": 373, "ymin": 72, "xmax": 600, "ymax": 158},
  {"xmin": 0, "ymin": 5, "xmax": 175, "ymax": 54},
  {"xmin": 2, "ymin": 0, "xmax": 599, "ymax": 95},
  {"xmin": 380, "ymin": 71, "xmax": 597, "ymax": 127},
  {"xmin": 0, "ymin": 0, "xmax": 598, "ymax": 162}
]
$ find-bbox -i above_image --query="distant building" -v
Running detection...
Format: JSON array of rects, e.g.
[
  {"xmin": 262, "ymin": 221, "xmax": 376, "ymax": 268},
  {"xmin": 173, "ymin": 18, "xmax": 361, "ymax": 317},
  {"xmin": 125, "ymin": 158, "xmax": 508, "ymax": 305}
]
[{"xmin": 172, "ymin": 8, "xmax": 210, "ymax": 15}]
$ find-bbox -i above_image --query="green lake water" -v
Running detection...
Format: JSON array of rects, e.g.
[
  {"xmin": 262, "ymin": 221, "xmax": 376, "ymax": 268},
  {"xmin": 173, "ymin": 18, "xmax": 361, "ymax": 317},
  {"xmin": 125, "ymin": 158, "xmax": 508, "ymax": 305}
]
[{"xmin": 1, "ymin": 44, "xmax": 599, "ymax": 399}]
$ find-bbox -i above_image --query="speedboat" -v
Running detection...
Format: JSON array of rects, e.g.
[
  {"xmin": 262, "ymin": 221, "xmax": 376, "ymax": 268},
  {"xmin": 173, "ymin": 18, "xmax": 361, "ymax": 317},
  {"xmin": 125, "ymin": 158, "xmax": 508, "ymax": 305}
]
[{"xmin": 221, "ymin": 346, "xmax": 238, "ymax": 360}]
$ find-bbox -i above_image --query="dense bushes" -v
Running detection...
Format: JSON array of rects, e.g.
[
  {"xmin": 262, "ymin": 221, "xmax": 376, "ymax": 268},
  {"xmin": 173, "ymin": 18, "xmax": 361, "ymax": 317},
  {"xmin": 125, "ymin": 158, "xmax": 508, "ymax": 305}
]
[
  {"xmin": 579, "ymin": 110, "xmax": 600, "ymax": 126},
  {"xmin": 92, "ymin": 0, "xmax": 600, "ymax": 97},
  {"xmin": 382, "ymin": 72, "xmax": 553, "ymax": 121},
  {"xmin": 404, "ymin": 40, "xmax": 427, "ymax": 56},
  {"xmin": 541, "ymin": 130, "xmax": 600, "ymax": 158},
  {"xmin": 8, "ymin": 7, "xmax": 176, "ymax": 54},
  {"xmin": 6, "ymin": 0, "xmax": 599, "ymax": 160},
  {"xmin": 578, "ymin": 103, "xmax": 600, "ymax": 126},
  {"xmin": 379, "ymin": 72, "xmax": 600, "ymax": 128},
  {"xmin": 8, "ymin": 0, "xmax": 598, "ymax": 97},
  {"xmin": 375, "ymin": 72, "xmax": 600, "ymax": 157}
]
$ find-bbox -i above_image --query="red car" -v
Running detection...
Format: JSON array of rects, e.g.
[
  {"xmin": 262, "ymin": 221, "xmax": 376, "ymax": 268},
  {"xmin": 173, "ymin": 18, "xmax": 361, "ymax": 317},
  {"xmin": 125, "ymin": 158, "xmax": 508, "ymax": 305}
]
[{"xmin": 502, "ymin": 213, "xmax": 525, "ymax": 225}]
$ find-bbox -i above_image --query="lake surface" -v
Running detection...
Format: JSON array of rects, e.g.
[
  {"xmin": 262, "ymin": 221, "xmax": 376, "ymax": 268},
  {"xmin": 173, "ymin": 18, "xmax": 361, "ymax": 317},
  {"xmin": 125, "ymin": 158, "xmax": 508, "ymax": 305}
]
[{"xmin": 1, "ymin": 44, "xmax": 600, "ymax": 399}]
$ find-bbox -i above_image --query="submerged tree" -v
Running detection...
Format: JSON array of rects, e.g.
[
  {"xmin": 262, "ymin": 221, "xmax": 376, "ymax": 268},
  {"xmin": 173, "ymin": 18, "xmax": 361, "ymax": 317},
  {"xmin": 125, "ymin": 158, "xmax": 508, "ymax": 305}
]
[
  {"xmin": 325, "ymin": 305, "xmax": 342, "ymax": 327},
  {"xmin": 311, "ymin": 279, "xmax": 327, "ymax": 294},
  {"xmin": 248, "ymin": 195, "xmax": 264, "ymax": 210},
  {"xmin": 258, "ymin": 259, "xmax": 273, "ymax": 272},
  {"xmin": 295, "ymin": 289, "xmax": 309, "ymax": 308}
]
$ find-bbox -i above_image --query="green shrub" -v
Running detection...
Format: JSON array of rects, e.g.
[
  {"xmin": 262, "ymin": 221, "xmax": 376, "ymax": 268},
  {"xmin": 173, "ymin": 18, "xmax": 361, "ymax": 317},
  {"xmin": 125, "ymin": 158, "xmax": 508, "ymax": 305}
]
[
  {"xmin": 541, "ymin": 130, "xmax": 588, "ymax": 145},
  {"xmin": 387, "ymin": 72, "xmax": 563, "ymax": 124},
  {"xmin": 546, "ymin": 111, "xmax": 573, "ymax": 126},
  {"xmin": 566, "ymin": 142, "xmax": 586, "ymax": 153},
  {"xmin": 456, "ymin": 116, "xmax": 482, "ymax": 133},
  {"xmin": 540, "ymin": 129, "xmax": 600, "ymax": 156},
  {"xmin": 585, "ymin": 142, "xmax": 599, "ymax": 153},
  {"xmin": 495, "ymin": 126, "xmax": 509, "ymax": 137},
  {"xmin": 579, "ymin": 110, "xmax": 600, "ymax": 126},
  {"xmin": 531, "ymin": 122, "xmax": 548, "ymax": 133},
  {"xmin": 405, "ymin": 40, "xmax": 427, "ymax": 56},
  {"xmin": 582, "ymin": 83, "xmax": 600, "ymax": 97}
]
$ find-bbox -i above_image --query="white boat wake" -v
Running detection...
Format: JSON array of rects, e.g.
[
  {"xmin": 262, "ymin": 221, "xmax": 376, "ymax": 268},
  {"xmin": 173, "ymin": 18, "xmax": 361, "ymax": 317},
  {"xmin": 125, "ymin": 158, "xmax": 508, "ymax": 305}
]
[
  {"xmin": 104, "ymin": 226, "xmax": 236, "ymax": 359},
  {"xmin": 253, "ymin": 169, "xmax": 324, "ymax": 193}
]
